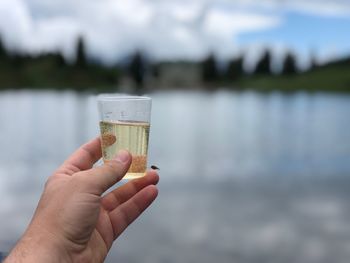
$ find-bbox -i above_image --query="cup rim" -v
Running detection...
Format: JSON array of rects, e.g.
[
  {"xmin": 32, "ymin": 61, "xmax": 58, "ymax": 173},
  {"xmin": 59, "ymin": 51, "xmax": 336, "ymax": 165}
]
[{"xmin": 97, "ymin": 93, "xmax": 151, "ymax": 101}]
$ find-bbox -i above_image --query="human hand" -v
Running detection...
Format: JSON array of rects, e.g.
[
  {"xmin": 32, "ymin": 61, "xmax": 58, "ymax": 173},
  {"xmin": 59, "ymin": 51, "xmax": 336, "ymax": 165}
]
[{"xmin": 5, "ymin": 138, "xmax": 159, "ymax": 263}]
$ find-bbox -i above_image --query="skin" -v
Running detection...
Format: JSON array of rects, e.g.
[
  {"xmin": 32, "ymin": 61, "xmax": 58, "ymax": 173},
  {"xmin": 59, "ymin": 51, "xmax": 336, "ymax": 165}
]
[{"xmin": 4, "ymin": 137, "xmax": 159, "ymax": 263}]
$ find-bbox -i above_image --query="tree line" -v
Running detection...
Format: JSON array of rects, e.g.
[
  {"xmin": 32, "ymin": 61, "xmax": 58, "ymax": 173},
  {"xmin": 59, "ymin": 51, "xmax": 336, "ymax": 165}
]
[
  {"xmin": 0, "ymin": 36, "xmax": 121, "ymax": 91},
  {"xmin": 0, "ymin": 35, "xmax": 346, "ymax": 91}
]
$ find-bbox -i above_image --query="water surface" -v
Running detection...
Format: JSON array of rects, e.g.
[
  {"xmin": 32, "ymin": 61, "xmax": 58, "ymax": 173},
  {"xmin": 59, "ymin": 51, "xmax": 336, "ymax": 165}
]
[{"xmin": 0, "ymin": 90, "xmax": 350, "ymax": 263}]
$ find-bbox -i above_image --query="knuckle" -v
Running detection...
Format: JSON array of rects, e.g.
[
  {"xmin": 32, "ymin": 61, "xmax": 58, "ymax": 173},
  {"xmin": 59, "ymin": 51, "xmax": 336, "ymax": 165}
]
[{"xmin": 105, "ymin": 160, "xmax": 121, "ymax": 173}]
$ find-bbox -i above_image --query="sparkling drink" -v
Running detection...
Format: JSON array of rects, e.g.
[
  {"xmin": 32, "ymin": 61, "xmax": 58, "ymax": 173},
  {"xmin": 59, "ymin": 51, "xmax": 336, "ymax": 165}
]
[
  {"xmin": 97, "ymin": 94, "xmax": 152, "ymax": 179},
  {"xmin": 100, "ymin": 120, "xmax": 150, "ymax": 179}
]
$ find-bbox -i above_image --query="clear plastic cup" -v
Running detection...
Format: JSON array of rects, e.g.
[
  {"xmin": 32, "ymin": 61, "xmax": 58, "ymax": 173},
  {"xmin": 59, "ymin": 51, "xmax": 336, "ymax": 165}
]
[{"xmin": 97, "ymin": 94, "xmax": 152, "ymax": 179}]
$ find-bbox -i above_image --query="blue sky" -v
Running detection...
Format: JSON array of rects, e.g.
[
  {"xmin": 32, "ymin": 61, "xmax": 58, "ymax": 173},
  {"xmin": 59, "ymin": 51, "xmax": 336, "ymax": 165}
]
[
  {"xmin": 0, "ymin": 0, "xmax": 349, "ymax": 65},
  {"xmin": 238, "ymin": 11, "xmax": 350, "ymax": 64}
]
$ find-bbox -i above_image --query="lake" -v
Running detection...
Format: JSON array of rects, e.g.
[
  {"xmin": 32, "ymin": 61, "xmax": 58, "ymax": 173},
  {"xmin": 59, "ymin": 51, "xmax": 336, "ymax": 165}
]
[{"xmin": 1, "ymin": 90, "xmax": 350, "ymax": 262}]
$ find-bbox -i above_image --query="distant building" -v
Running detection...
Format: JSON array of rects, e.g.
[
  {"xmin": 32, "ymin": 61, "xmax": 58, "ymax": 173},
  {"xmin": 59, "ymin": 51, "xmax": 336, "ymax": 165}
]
[{"xmin": 151, "ymin": 62, "xmax": 202, "ymax": 89}]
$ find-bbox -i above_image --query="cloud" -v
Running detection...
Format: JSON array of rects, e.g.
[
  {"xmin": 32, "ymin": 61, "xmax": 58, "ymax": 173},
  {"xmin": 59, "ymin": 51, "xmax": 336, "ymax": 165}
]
[
  {"xmin": 284, "ymin": 0, "xmax": 350, "ymax": 17},
  {"xmin": 0, "ymin": 0, "xmax": 81, "ymax": 58},
  {"xmin": 214, "ymin": 0, "xmax": 350, "ymax": 17},
  {"xmin": 204, "ymin": 9, "xmax": 279, "ymax": 36},
  {"xmin": 0, "ymin": 0, "xmax": 349, "ymax": 62},
  {"xmin": 0, "ymin": 0, "xmax": 31, "ymax": 50},
  {"xmin": 0, "ymin": 0, "xmax": 282, "ymax": 62}
]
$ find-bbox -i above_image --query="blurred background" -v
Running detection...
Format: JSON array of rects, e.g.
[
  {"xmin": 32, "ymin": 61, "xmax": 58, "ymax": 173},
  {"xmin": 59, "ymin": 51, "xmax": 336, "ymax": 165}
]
[{"xmin": 0, "ymin": 0, "xmax": 350, "ymax": 262}]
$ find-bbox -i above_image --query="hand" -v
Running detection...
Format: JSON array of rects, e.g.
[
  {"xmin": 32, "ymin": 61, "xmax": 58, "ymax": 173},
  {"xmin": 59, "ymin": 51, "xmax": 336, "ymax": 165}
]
[{"xmin": 5, "ymin": 138, "xmax": 159, "ymax": 263}]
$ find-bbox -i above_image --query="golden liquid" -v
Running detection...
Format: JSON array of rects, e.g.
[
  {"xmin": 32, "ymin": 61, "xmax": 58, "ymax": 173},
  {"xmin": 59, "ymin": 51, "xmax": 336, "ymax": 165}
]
[{"xmin": 99, "ymin": 120, "xmax": 150, "ymax": 179}]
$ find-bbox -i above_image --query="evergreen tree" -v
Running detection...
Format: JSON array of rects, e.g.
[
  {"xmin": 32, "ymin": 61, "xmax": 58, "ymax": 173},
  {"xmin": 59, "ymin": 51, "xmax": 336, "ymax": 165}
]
[
  {"xmin": 151, "ymin": 63, "xmax": 160, "ymax": 78},
  {"xmin": 225, "ymin": 56, "xmax": 244, "ymax": 81},
  {"xmin": 282, "ymin": 52, "xmax": 298, "ymax": 75},
  {"xmin": 310, "ymin": 53, "xmax": 318, "ymax": 71},
  {"xmin": 55, "ymin": 53, "xmax": 66, "ymax": 68},
  {"xmin": 201, "ymin": 53, "xmax": 219, "ymax": 82},
  {"xmin": 254, "ymin": 50, "xmax": 272, "ymax": 75},
  {"xmin": 75, "ymin": 36, "xmax": 87, "ymax": 68},
  {"xmin": 128, "ymin": 51, "xmax": 145, "ymax": 87},
  {"xmin": 0, "ymin": 36, "xmax": 7, "ymax": 60}
]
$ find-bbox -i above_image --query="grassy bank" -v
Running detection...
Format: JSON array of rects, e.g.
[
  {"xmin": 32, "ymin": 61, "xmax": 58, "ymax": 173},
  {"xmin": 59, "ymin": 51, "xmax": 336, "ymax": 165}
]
[{"xmin": 237, "ymin": 64, "xmax": 350, "ymax": 93}]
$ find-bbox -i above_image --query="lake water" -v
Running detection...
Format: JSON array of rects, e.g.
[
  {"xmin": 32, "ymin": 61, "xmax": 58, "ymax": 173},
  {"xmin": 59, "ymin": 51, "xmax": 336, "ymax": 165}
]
[{"xmin": 0, "ymin": 90, "xmax": 350, "ymax": 262}]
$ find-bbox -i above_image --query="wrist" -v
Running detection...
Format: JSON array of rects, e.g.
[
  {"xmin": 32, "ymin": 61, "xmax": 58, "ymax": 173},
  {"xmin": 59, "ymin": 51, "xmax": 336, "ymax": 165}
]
[{"xmin": 5, "ymin": 228, "xmax": 71, "ymax": 263}]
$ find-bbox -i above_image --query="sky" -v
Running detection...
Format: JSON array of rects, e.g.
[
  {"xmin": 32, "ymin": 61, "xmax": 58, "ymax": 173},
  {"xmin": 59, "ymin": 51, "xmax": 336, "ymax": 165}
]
[{"xmin": 0, "ymin": 0, "xmax": 349, "ymax": 66}]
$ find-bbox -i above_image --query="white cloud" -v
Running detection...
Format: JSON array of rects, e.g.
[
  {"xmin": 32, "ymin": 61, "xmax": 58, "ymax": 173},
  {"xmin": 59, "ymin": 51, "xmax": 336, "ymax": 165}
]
[
  {"xmin": 0, "ymin": 0, "xmax": 81, "ymax": 59},
  {"xmin": 0, "ymin": 0, "xmax": 349, "ymax": 62},
  {"xmin": 285, "ymin": 0, "xmax": 350, "ymax": 17},
  {"xmin": 171, "ymin": 2, "xmax": 202, "ymax": 23},
  {"xmin": 0, "ymin": 0, "xmax": 282, "ymax": 62},
  {"xmin": 33, "ymin": 18, "xmax": 80, "ymax": 58},
  {"xmin": 0, "ymin": 0, "xmax": 31, "ymax": 51},
  {"xmin": 211, "ymin": 0, "xmax": 350, "ymax": 17},
  {"xmin": 204, "ymin": 9, "xmax": 279, "ymax": 36}
]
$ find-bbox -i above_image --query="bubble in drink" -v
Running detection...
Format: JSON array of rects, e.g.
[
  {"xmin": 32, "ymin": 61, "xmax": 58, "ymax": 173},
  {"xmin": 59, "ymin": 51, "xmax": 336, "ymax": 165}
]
[{"xmin": 99, "ymin": 120, "xmax": 150, "ymax": 179}]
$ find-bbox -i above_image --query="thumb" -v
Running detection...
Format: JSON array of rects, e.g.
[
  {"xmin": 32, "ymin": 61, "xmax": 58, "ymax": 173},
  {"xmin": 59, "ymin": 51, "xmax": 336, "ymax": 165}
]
[{"xmin": 79, "ymin": 150, "xmax": 132, "ymax": 195}]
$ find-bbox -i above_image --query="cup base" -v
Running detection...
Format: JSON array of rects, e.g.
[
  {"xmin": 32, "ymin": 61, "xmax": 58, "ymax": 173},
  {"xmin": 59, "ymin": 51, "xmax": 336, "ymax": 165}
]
[{"xmin": 123, "ymin": 172, "xmax": 146, "ymax": 180}]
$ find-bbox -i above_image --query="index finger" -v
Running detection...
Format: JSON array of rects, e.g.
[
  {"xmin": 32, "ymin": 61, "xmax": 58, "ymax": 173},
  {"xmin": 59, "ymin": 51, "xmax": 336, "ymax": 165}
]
[{"xmin": 60, "ymin": 137, "xmax": 102, "ymax": 173}]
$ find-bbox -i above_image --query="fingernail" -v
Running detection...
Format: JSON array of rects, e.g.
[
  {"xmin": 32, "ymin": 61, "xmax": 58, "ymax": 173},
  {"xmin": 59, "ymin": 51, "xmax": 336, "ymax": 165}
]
[{"xmin": 114, "ymin": 150, "xmax": 130, "ymax": 163}]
